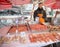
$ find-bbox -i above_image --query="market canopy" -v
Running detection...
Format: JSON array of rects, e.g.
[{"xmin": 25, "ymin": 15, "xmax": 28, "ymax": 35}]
[
  {"xmin": 0, "ymin": 0, "xmax": 12, "ymax": 10},
  {"xmin": 44, "ymin": 0, "xmax": 60, "ymax": 9},
  {"xmin": 0, "ymin": 0, "xmax": 60, "ymax": 10},
  {"xmin": 51, "ymin": 0, "xmax": 60, "ymax": 9},
  {"xmin": 9, "ymin": 0, "xmax": 31, "ymax": 5},
  {"xmin": 0, "ymin": 0, "xmax": 31, "ymax": 10}
]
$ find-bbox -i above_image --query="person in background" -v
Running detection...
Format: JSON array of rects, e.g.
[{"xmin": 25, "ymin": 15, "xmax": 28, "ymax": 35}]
[{"xmin": 33, "ymin": 2, "xmax": 47, "ymax": 24}]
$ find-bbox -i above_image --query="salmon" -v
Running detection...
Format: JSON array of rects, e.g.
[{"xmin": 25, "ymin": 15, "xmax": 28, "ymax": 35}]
[
  {"xmin": 29, "ymin": 34, "xmax": 37, "ymax": 42},
  {"xmin": 47, "ymin": 33, "xmax": 56, "ymax": 41},
  {"xmin": 52, "ymin": 32, "xmax": 60, "ymax": 40},
  {"xmin": 9, "ymin": 25, "xmax": 28, "ymax": 33}
]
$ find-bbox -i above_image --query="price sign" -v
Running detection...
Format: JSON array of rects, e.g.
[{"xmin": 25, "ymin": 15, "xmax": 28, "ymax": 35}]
[{"xmin": 20, "ymin": 32, "xmax": 26, "ymax": 37}]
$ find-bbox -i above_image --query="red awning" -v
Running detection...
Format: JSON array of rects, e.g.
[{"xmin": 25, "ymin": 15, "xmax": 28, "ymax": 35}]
[
  {"xmin": 0, "ymin": 5, "xmax": 12, "ymax": 10},
  {"xmin": 9, "ymin": 0, "xmax": 31, "ymax": 5},
  {"xmin": 0, "ymin": 0, "xmax": 11, "ymax": 5},
  {"xmin": 0, "ymin": 0, "xmax": 31, "ymax": 10},
  {"xmin": 51, "ymin": 1, "xmax": 60, "ymax": 9},
  {"xmin": 0, "ymin": 0, "xmax": 12, "ymax": 10},
  {"xmin": 44, "ymin": 0, "xmax": 56, "ymax": 7},
  {"xmin": 44, "ymin": 0, "xmax": 60, "ymax": 9}
]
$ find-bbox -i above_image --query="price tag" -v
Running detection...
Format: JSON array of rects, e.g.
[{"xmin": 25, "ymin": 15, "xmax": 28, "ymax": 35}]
[{"xmin": 20, "ymin": 32, "xmax": 26, "ymax": 37}]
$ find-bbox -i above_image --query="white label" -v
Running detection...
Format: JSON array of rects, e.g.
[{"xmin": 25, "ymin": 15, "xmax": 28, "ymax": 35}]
[{"xmin": 20, "ymin": 32, "xmax": 26, "ymax": 37}]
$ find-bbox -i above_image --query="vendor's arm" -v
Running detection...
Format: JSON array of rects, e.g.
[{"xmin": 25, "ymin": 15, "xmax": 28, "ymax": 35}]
[{"xmin": 33, "ymin": 11, "xmax": 37, "ymax": 21}]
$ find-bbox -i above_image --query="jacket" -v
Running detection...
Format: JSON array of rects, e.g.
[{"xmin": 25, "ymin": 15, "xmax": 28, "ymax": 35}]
[{"xmin": 33, "ymin": 7, "xmax": 47, "ymax": 22}]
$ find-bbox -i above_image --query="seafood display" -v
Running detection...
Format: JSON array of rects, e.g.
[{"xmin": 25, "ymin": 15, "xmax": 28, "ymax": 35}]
[
  {"xmin": 0, "ymin": 32, "xmax": 60, "ymax": 44},
  {"xmin": 9, "ymin": 24, "xmax": 48, "ymax": 33},
  {"xmin": 29, "ymin": 32, "xmax": 60, "ymax": 43},
  {"xmin": 0, "ymin": 24, "xmax": 60, "ymax": 47},
  {"xmin": 48, "ymin": 25, "xmax": 60, "ymax": 31}
]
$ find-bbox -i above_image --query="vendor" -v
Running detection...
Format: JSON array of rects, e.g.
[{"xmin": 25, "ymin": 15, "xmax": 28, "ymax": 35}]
[{"xmin": 33, "ymin": 2, "xmax": 47, "ymax": 24}]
